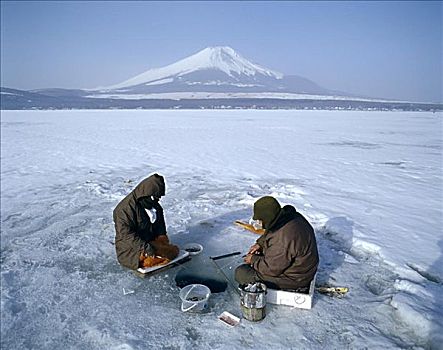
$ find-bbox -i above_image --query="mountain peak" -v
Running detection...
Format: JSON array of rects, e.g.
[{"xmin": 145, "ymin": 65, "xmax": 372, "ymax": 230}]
[
  {"xmin": 199, "ymin": 46, "xmax": 241, "ymax": 58},
  {"xmin": 185, "ymin": 46, "xmax": 282, "ymax": 77},
  {"xmin": 99, "ymin": 46, "xmax": 283, "ymax": 90},
  {"xmin": 202, "ymin": 46, "xmax": 236, "ymax": 53}
]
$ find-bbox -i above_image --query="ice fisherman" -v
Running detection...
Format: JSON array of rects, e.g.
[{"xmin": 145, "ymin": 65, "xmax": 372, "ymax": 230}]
[
  {"xmin": 113, "ymin": 174, "xmax": 179, "ymax": 270},
  {"xmin": 235, "ymin": 196, "xmax": 319, "ymax": 291}
]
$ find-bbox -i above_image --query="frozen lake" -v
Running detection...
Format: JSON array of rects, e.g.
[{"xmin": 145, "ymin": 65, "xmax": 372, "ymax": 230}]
[{"xmin": 1, "ymin": 110, "xmax": 442, "ymax": 349}]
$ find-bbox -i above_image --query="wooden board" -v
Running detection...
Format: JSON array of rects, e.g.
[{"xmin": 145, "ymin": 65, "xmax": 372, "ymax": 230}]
[{"xmin": 234, "ymin": 220, "xmax": 265, "ymax": 235}]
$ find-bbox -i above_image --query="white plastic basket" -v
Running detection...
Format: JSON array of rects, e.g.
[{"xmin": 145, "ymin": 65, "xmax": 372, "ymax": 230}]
[{"xmin": 179, "ymin": 284, "xmax": 211, "ymax": 312}]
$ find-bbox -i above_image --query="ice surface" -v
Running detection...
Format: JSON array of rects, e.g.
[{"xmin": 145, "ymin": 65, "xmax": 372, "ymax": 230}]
[{"xmin": 1, "ymin": 110, "xmax": 442, "ymax": 349}]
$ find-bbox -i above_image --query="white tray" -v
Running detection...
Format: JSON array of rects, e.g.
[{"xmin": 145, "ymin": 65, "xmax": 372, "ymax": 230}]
[
  {"xmin": 136, "ymin": 250, "xmax": 190, "ymax": 274},
  {"xmin": 218, "ymin": 311, "xmax": 240, "ymax": 327}
]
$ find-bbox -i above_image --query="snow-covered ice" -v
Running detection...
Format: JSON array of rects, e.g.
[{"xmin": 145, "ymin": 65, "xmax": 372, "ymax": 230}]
[{"xmin": 1, "ymin": 109, "xmax": 442, "ymax": 349}]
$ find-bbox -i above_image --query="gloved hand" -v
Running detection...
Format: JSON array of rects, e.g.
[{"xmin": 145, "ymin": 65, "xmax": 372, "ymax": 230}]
[
  {"xmin": 153, "ymin": 235, "xmax": 170, "ymax": 244},
  {"xmin": 156, "ymin": 244, "xmax": 179, "ymax": 260},
  {"xmin": 151, "ymin": 240, "xmax": 179, "ymax": 260}
]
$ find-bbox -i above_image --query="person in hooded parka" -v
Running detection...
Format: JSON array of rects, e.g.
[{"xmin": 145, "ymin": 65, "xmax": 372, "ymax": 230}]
[
  {"xmin": 235, "ymin": 196, "xmax": 319, "ymax": 291},
  {"xmin": 113, "ymin": 174, "xmax": 179, "ymax": 270}
]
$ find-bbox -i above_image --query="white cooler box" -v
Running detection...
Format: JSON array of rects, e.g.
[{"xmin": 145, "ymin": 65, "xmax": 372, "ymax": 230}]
[{"xmin": 266, "ymin": 275, "xmax": 316, "ymax": 309}]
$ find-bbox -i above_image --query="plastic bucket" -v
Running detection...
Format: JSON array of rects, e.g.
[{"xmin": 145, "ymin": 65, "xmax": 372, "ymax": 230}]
[
  {"xmin": 239, "ymin": 283, "xmax": 267, "ymax": 322},
  {"xmin": 179, "ymin": 284, "xmax": 211, "ymax": 312}
]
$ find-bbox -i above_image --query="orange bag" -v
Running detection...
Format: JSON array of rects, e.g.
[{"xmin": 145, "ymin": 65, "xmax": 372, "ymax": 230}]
[{"xmin": 139, "ymin": 254, "xmax": 170, "ymax": 268}]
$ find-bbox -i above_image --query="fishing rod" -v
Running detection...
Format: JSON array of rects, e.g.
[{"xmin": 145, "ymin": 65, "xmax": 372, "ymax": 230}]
[{"xmin": 209, "ymin": 251, "xmax": 242, "ymax": 295}]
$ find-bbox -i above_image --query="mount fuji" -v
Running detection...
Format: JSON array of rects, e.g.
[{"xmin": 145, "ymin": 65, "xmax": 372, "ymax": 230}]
[
  {"xmin": 88, "ymin": 46, "xmax": 336, "ymax": 97},
  {"xmin": 2, "ymin": 46, "xmax": 440, "ymax": 110}
]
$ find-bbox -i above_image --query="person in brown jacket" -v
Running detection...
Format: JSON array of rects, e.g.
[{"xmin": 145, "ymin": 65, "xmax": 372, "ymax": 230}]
[
  {"xmin": 113, "ymin": 174, "xmax": 179, "ymax": 270},
  {"xmin": 235, "ymin": 196, "xmax": 319, "ymax": 290}
]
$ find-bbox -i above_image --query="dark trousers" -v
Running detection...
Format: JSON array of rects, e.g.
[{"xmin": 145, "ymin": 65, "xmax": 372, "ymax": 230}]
[
  {"xmin": 235, "ymin": 264, "xmax": 310, "ymax": 292},
  {"xmin": 234, "ymin": 264, "xmax": 262, "ymax": 285},
  {"xmin": 234, "ymin": 264, "xmax": 281, "ymax": 289}
]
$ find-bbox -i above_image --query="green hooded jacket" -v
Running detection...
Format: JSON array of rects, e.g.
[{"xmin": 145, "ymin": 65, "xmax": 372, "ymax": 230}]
[{"xmin": 113, "ymin": 174, "xmax": 167, "ymax": 270}]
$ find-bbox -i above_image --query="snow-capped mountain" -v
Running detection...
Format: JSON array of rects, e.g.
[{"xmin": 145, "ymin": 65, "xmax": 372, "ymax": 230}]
[
  {"xmin": 100, "ymin": 46, "xmax": 282, "ymax": 90},
  {"xmin": 2, "ymin": 46, "xmax": 440, "ymax": 110},
  {"xmin": 92, "ymin": 46, "xmax": 333, "ymax": 96}
]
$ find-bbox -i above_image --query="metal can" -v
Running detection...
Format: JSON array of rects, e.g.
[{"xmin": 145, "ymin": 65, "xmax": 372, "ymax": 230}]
[{"xmin": 239, "ymin": 282, "xmax": 267, "ymax": 322}]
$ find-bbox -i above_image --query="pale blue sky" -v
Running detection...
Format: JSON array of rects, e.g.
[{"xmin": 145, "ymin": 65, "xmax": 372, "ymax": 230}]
[{"xmin": 1, "ymin": 1, "xmax": 441, "ymax": 102}]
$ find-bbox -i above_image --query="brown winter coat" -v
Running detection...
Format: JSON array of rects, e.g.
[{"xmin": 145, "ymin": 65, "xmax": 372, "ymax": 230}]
[
  {"xmin": 113, "ymin": 174, "xmax": 167, "ymax": 270},
  {"xmin": 251, "ymin": 205, "xmax": 319, "ymax": 289}
]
